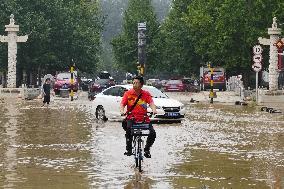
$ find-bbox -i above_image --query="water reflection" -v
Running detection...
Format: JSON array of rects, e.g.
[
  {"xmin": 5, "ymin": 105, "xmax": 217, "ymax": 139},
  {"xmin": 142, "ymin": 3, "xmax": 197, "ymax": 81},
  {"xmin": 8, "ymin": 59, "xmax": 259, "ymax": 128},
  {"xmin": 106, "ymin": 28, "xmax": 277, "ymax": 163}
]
[
  {"xmin": 0, "ymin": 98, "xmax": 283, "ymax": 189},
  {"xmin": 3, "ymin": 99, "xmax": 22, "ymax": 189}
]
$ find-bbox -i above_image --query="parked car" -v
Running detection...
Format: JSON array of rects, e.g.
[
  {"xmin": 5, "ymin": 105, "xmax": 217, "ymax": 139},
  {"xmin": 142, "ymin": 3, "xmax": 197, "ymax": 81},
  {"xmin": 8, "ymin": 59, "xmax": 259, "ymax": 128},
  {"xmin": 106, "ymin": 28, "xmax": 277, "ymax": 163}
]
[
  {"xmin": 200, "ymin": 67, "xmax": 226, "ymax": 91},
  {"xmin": 160, "ymin": 80, "xmax": 168, "ymax": 89},
  {"xmin": 92, "ymin": 85, "xmax": 185, "ymax": 123},
  {"xmin": 80, "ymin": 77, "xmax": 92, "ymax": 91},
  {"xmin": 88, "ymin": 78, "xmax": 115, "ymax": 100},
  {"xmin": 182, "ymin": 78, "xmax": 200, "ymax": 92},
  {"xmin": 98, "ymin": 71, "xmax": 112, "ymax": 79},
  {"xmin": 164, "ymin": 79, "xmax": 186, "ymax": 92},
  {"xmin": 146, "ymin": 79, "xmax": 163, "ymax": 89},
  {"xmin": 53, "ymin": 72, "xmax": 78, "ymax": 95}
]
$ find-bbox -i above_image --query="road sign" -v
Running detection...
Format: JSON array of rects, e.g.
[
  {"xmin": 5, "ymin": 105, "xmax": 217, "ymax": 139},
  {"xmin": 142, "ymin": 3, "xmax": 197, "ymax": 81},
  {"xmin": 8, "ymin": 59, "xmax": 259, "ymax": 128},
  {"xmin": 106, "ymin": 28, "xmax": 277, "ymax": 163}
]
[
  {"xmin": 253, "ymin": 45, "xmax": 263, "ymax": 55},
  {"xmin": 275, "ymin": 39, "xmax": 284, "ymax": 49},
  {"xmin": 138, "ymin": 22, "xmax": 146, "ymax": 31},
  {"xmin": 252, "ymin": 62, "xmax": 262, "ymax": 72},
  {"xmin": 253, "ymin": 54, "xmax": 262, "ymax": 63}
]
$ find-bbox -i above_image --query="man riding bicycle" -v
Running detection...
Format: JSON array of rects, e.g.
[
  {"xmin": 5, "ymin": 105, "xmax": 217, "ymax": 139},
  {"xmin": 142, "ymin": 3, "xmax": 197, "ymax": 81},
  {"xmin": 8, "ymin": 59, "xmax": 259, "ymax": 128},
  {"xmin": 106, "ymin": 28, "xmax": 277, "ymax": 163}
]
[{"xmin": 120, "ymin": 76, "xmax": 157, "ymax": 158}]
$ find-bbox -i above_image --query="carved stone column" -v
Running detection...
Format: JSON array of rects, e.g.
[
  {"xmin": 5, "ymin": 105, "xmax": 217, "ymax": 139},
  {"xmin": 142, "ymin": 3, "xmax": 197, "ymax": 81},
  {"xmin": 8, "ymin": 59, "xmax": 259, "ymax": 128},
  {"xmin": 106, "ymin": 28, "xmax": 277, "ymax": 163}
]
[
  {"xmin": 268, "ymin": 18, "xmax": 281, "ymax": 91},
  {"xmin": 258, "ymin": 17, "xmax": 282, "ymax": 91},
  {"xmin": 0, "ymin": 14, "xmax": 28, "ymax": 88}
]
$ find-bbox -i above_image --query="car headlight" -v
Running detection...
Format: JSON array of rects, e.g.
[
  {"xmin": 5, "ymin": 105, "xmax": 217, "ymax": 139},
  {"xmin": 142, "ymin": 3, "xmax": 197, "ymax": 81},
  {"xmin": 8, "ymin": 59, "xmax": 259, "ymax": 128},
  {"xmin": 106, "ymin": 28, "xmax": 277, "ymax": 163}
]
[{"xmin": 180, "ymin": 105, "xmax": 185, "ymax": 109}]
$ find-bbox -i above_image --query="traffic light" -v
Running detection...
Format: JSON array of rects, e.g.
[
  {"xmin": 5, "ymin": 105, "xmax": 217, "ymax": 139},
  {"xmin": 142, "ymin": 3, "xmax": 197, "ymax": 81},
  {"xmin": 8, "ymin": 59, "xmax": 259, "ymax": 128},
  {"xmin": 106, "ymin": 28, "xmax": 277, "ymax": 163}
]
[
  {"xmin": 136, "ymin": 62, "xmax": 144, "ymax": 76},
  {"xmin": 137, "ymin": 64, "xmax": 141, "ymax": 75}
]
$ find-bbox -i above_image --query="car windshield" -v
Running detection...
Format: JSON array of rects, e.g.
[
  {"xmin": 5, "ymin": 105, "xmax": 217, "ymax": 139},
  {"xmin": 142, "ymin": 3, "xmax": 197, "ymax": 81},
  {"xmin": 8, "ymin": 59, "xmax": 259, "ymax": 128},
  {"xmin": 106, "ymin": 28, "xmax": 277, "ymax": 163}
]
[
  {"xmin": 182, "ymin": 79, "xmax": 193, "ymax": 84},
  {"xmin": 95, "ymin": 79, "xmax": 110, "ymax": 85},
  {"xmin": 143, "ymin": 86, "xmax": 168, "ymax": 98},
  {"xmin": 214, "ymin": 71, "xmax": 224, "ymax": 76},
  {"xmin": 205, "ymin": 71, "xmax": 224, "ymax": 76},
  {"xmin": 98, "ymin": 72, "xmax": 111, "ymax": 79},
  {"xmin": 57, "ymin": 73, "xmax": 71, "ymax": 80},
  {"xmin": 167, "ymin": 80, "xmax": 182, "ymax": 84}
]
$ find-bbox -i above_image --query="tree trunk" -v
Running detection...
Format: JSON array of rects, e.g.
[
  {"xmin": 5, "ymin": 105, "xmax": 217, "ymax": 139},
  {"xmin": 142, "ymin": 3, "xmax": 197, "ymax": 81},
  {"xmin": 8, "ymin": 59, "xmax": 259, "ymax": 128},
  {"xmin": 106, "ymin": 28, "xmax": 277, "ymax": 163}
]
[
  {"xmin": 38, "ymin": 66, "xmax": 42, "ymax": 87},
  {"xmin": 2, "ymin": 71, "xmax": 7, "ymax": 88}
]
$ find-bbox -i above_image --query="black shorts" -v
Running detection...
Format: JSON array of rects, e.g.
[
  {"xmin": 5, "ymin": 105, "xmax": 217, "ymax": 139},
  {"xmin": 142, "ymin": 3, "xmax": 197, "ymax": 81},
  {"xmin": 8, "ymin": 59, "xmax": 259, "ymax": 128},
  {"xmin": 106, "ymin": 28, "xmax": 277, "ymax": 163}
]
[{"xmin": 43, "ymin": 95, "xmax": 50, "ymax": 104}]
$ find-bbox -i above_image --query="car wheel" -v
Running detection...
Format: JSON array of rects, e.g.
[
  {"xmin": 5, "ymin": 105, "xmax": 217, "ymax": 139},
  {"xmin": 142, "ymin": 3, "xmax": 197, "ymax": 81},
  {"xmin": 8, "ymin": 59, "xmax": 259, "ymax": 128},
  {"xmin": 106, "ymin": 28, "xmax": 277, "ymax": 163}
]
[
  {"xmin": 96, "ymin": 106, "xmax": 107, "ymax": 121},
  {"xmin": 88, "ymin": 95, "xmax": 94, "ymax": 101},
  {"xmin": 54, "ymin": 90, "xmax": 60, "ymax": 95}
]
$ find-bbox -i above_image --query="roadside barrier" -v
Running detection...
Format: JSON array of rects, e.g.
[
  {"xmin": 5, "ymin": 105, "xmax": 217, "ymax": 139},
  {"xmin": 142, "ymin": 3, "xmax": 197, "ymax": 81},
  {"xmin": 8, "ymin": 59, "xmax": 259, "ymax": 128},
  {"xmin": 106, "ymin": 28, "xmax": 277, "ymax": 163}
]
[
  {"xmin": 260, "ymin": 106, "xmax": 282, "ymax": 113},
  {"xmin": 235, "ymin": 101, "xmax": 248, "ymax": 106}
]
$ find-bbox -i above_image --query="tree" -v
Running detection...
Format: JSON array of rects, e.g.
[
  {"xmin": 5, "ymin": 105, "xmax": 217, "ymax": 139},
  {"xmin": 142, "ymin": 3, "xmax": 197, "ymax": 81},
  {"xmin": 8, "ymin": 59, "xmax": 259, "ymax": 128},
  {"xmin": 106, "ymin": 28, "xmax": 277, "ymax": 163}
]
[
  {"xmin": 0, "ymin": 0, "xmax": 103, "ymax": 85},
  {"xmin": 152, "ymin": 0, "xmax": 171, "ymax": 23},
  {"xmin": 158, "ymin": 0, "xmax": 201, "ymax": 78},
  {"xmin": 183, "ymin": 0, "xmax": 284, "ymax": 85},
  {"xmin": 98, "ymin": 0, "xmax": 129, "ymax": 77}
]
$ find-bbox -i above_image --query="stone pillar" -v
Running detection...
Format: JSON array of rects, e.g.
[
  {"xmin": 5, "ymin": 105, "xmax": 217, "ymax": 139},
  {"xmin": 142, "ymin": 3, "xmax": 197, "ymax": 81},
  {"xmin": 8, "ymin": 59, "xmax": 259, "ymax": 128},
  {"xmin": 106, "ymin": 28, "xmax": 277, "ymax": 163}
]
[
  {"xmin": 0, "ymin": 14, "xmax": 28, "ymax": 88},
  {"xmin": 7, "ymin": 29, "xmax": 18, "ymax": 88},
  {"xmin": 258, "ymin": 17, "xmax": 282, "ymax": 91},
  {"xmin": 268, "ymin": 18, "xmax": 281, "ymax": 91}
]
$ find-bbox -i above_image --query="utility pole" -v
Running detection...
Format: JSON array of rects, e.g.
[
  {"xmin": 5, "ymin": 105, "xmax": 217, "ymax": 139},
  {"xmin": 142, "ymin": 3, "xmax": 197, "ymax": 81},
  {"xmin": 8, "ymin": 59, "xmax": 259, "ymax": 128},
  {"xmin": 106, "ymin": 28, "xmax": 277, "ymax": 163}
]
[
  {"xmin": 208, "ymin": 62, "xmax": 214, "ymax": 104},
  {"xmin": 70, "ymin": 64, "xmax": 75, "ymax": 101},
  {"xmin": 137, "ymin": 22, "xmax": 146, "ymax": 76}
]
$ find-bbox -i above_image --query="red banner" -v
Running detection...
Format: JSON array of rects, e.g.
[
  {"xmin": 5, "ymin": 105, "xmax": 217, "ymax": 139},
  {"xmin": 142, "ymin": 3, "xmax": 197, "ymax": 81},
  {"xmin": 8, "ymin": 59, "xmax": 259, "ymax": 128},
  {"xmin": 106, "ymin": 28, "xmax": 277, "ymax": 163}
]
[{"xmin": 278, "ymin": 49, "xmax": 283, "ymax": 70}]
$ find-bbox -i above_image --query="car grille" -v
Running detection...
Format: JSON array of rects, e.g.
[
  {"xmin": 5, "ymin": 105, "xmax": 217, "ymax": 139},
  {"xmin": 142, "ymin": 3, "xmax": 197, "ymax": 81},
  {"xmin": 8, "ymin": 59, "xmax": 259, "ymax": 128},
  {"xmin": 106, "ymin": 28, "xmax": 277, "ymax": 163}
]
[
  {"xmin": 155, "ymin": 114, "xmax": 184, "ymax": 119},
  {"xmin": 163, "ymin": 107, "xmax": 180, "ymax": 112}
]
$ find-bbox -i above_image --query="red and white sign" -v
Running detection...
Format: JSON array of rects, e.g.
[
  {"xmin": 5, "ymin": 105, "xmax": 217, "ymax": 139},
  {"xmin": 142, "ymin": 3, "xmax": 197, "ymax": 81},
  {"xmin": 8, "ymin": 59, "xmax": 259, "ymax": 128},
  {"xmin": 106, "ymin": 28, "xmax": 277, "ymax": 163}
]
[
  {"xmin": 253, "ymin": 45, "xmax": 263, "ymax": 55},
  {"xmin": 252, "ymin": 45, "xmax": 263, "ymax": 72},
  {"xmin": 253, "ymin": 54, "xmax": 262, "ymax": 63},
  {"xmin": 252, "ymin": 62, "xmax": 262, "ymax": 72}
]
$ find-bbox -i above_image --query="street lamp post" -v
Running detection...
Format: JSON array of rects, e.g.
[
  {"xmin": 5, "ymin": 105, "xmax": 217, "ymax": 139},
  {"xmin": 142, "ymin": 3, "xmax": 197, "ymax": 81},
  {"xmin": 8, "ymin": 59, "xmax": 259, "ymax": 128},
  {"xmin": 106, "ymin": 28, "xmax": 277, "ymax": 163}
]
[
  {"xmin": 208, "ymin": 62, "xmax": 214, "ymax": 104},
  {"xmin": 137, "ymin": 22, "xmax": 146, "ymax": 76}
]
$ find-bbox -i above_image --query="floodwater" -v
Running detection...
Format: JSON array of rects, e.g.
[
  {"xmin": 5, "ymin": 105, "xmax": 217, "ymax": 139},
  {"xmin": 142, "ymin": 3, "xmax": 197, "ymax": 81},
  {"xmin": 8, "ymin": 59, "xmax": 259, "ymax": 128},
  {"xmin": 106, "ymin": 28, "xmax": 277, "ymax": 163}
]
[{"xmin": 0, "ymin": 96, "xmax": 283, "ymax": 189}]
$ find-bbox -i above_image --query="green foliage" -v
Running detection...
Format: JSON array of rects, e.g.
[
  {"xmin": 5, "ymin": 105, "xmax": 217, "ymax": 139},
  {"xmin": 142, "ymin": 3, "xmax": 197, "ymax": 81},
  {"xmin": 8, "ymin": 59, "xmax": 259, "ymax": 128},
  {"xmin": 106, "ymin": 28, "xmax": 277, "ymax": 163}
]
[
  {"xmin": 183, "ymin": 0, "xmax": 284, "ymax": 79},
  {"xmin": 0, "ymin": 0, "xmax": 103, "ymax": 75},
  {"xmin": 111, "ymin": 0, "xmax": 160, "ymax": 75},
  {"xmin": 158, "ymin": 0, "xmax": 201, "ymax": 77}
]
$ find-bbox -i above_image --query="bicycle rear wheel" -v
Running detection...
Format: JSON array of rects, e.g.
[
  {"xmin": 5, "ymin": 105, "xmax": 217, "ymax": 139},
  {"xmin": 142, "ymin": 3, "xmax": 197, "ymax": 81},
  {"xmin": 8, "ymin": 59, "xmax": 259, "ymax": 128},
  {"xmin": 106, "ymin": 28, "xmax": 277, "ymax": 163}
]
[
  {"xmin": 133, "ymin": 137, "xmax": 139, "ymax": 168},
  {"xmin": 138, "ymin": 138, "xmax": 142, "ymax": 172},
  {"xmin": 138, "ymin": 153, "xmax": 142, "ymax": 172}
]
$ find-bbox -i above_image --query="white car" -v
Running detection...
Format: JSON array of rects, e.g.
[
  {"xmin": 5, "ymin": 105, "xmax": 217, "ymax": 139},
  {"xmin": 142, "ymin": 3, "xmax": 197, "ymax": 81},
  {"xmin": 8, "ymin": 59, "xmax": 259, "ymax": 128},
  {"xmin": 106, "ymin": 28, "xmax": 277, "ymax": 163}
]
[{"xmin": 92, "ymin": 85, "xmax": 186, "ymax": 123}]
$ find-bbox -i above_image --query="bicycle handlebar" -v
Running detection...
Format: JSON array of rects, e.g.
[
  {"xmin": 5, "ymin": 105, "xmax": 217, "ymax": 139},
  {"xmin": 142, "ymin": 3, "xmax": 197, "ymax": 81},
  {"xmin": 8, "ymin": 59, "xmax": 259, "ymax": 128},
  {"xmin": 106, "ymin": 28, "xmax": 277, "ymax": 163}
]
[{"xmin": 121, "ymin": 111, "xmax": 154, "ymax": 118}]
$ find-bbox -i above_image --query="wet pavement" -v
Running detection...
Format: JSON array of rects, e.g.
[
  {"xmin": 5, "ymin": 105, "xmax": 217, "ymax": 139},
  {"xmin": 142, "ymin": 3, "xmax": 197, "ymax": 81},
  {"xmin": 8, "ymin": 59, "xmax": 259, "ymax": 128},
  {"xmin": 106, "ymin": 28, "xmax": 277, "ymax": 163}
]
[{"xmin": 0, "ymin": 93, "xmax": 283, "ymax": 189}]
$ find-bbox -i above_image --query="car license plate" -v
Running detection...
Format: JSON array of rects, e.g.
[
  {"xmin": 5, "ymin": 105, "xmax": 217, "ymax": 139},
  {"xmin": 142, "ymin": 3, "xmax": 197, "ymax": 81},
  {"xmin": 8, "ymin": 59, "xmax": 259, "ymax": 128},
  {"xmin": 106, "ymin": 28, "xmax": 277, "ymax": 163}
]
[
  {"xmin": 166, "ymin": 112, "xmax": 180, "ymax": 117},
  {"xmin": 142, "ymin": 130, "xmax": 150, "ymax": 135},
  {"xmin": 133, "ymin": 129, "xmax": 150, "ymax": 135}
]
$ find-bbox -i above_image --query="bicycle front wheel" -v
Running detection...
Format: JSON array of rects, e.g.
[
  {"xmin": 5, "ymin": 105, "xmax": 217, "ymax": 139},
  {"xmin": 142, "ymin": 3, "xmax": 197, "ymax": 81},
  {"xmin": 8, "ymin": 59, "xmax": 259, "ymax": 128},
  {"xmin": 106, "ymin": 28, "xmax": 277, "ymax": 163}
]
[
  {"xmin": 138, "ymin": 154, "xmax": 142, "ymax": 172},
  {"xmin": 135, "ymin": 157, "xmax": 138, "ymax": 168}
]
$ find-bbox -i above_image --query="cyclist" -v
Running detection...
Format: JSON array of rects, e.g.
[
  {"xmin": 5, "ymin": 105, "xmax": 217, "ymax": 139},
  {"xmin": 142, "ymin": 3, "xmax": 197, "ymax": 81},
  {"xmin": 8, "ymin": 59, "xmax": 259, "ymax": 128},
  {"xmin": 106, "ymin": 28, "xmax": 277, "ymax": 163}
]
[{"xmin": 120, "ymin": 76, "xmax": 157, "ymax": 158}]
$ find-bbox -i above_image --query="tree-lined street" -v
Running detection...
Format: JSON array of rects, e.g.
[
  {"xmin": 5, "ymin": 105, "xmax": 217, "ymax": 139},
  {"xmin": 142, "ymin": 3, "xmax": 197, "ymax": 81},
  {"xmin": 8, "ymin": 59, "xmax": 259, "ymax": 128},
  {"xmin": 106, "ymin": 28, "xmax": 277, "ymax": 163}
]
[{"xmin": 0, "ymin": 0, "xmax": 284, "ymax": 188}]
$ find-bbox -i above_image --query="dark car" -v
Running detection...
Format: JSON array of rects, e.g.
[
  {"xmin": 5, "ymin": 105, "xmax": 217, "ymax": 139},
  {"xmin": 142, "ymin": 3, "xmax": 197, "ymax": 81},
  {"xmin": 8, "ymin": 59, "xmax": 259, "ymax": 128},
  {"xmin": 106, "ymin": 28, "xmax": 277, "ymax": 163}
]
[
  {"xmin": 182, "ymin": 78, "xmax": 200, "ymax": 92},
  {"xmin": 53, "ymin": 72, "xmax": 78, "ymax": 95},
  {"xmin": 88, "ymin": 79, "xmax": 115, "ymax": 100},
  {"xmin": 164, "ymin": 79, "xmax": 186, "ymax": 92},
  {"xmin": 98, "ymin": 71, "xmax": 111, "ymax": 79},
  {"xmin": 147, "ymin": 79, "xmax": 163, "ymax": 89},
  {"xmin": 80, "ymin": 78, "xmax": 92, "ymax": 91}
]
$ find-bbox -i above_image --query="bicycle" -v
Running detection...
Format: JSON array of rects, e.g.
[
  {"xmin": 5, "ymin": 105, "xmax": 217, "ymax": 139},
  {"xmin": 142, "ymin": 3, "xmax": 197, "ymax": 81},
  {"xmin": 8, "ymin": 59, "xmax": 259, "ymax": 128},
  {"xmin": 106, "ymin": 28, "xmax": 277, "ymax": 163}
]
[
  {"xmin": 122, "ymin": 112, "xmax": 153, "ymax": 172},
  {"xmin": 131, "ymin": 121, "xmax": 151, "ymax": 172}
]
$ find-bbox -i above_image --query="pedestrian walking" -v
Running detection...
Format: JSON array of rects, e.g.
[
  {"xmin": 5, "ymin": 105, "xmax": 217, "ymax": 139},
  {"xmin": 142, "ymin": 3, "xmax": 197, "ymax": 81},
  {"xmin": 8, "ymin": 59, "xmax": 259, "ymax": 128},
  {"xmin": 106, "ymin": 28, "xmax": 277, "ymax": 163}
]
[{"xmin": 42, "ymin": 78, "xmax": 52, "ymax": 107}]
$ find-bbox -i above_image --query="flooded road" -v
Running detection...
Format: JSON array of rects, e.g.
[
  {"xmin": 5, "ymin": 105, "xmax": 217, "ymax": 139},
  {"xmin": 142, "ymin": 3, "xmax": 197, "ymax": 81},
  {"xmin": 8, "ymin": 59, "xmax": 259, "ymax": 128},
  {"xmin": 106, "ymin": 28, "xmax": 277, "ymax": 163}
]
[{"xmin": 0, "ymin": 95, "xmax": 283, "ymax": 189}]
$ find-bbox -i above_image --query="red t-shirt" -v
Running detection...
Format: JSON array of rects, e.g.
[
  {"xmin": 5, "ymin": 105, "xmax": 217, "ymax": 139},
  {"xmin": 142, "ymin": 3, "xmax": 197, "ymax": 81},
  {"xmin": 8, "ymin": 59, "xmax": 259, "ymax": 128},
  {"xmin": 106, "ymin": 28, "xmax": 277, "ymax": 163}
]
[{"xmin": 121, "ymin": 89, "xmax": 153, "ymax": 123}]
